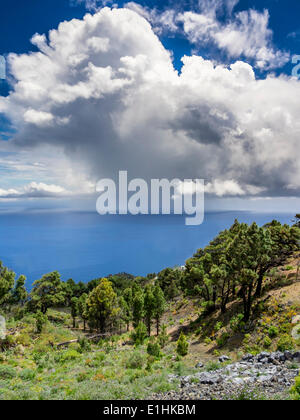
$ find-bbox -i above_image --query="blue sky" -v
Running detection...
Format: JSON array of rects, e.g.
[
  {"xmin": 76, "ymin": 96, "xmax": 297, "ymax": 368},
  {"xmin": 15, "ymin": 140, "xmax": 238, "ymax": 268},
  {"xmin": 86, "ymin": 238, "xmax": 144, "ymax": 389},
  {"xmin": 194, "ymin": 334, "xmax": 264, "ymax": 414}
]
[
  {"xmin": 0, "ymin": 0, "xmax": 299, "ymax": 212},
  {"xmin": 1, "ymin": 0, "xmax": 300, "ymax": 74}
]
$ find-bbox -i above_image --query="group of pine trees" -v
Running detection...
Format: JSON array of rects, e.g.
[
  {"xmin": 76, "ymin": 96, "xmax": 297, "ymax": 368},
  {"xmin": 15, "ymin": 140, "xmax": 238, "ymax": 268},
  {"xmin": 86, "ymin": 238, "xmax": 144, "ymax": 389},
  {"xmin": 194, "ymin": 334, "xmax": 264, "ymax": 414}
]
[
  {"xmin": 0, "ymin": 262, "xmax": 27, "ymax": 307},
  {"xmin": 0, "ymin": 266, "xmax": 167, "ymax": 337},
  {"xmin": 183, "ymin": 219, "xmax": 300, "ymax": 320},
  {"xmin": 0, "ymin": 216, "xmax": 299, "ymax": 333}
]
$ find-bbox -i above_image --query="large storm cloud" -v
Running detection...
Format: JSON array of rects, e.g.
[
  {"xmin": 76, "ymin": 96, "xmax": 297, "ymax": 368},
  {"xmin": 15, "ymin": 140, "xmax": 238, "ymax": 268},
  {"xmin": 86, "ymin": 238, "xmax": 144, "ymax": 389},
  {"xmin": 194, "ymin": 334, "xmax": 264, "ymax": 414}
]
[{"xmin": 0, "ymin": 6, "xmax": 299, "ymax": 197}]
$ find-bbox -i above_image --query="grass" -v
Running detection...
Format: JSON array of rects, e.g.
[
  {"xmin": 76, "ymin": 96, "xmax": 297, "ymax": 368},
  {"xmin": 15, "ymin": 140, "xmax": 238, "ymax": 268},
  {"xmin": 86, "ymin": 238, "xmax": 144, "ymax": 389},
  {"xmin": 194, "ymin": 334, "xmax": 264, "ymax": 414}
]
[{"xmin": 0, "ymin": 311, "xmax": 181, "ymax": 400}]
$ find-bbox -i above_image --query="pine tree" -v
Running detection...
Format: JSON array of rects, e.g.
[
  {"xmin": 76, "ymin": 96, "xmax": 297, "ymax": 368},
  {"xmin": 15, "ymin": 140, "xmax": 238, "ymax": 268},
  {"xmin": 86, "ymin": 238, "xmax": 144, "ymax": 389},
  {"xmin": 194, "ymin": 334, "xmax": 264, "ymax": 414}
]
[
  {"xmin": 78, "ymin": 293, "xmax": 88, "ymax": 331},
  {"xmin": 87, "ymin": 278, "xmax": 119, "ymax": 333},
  {"xmin": 132, "ymin": 288, "xmax": 144, "ymax": 328},
  {"xmin": 176, "ymin": 332, "xmax": 189, "ymax": 357},
  {"xmin": 293, "ymin": 214, "xmax": 300, "ymax": 228},
  {"xmin": 70, "ymin": 297, "xmax": 79, "ymax": 328},
  {"xmin": 11, "ymin": 275, "xmax": 28, "ymax": 305},
  {"xmin": 153, "ymin": 285, "xmax": 166, "ymax": 335},
  {"xmin": 0, "ymin": 262, "xmax": 15, "ymax": 305},
  {"xmin": 118, "ymin": 296, "xmax": 130, "ymax": 333},
  {"xmin": 123, "ymin": 287, "xmax": 133, "ymax": 330},
  {"xmin": 30, "ymin": 271, "xmax": 65, "ymax": 314},
  {"xmin": 144, "ymin": 285, "xmax": 155, "ymax": 336}
]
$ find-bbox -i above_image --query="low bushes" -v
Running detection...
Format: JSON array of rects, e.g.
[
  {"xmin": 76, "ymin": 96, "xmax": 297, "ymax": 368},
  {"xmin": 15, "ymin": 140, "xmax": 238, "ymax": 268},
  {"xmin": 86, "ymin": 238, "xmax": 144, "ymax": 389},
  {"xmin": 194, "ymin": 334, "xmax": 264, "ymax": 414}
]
[
  {"xmin": 125, "ymin": 350, "xmax": 146, "ymax": 369},
  {"xmin": 290, "ymin": 375, "xmax": 300, "ymax": 400},
  {"xmin": 0, "ymin": 365, "xmax": 17, "ymax": 380},
  {"xmin": 277, "ymin": 334, "xmax": 295, "ymax": 352}
]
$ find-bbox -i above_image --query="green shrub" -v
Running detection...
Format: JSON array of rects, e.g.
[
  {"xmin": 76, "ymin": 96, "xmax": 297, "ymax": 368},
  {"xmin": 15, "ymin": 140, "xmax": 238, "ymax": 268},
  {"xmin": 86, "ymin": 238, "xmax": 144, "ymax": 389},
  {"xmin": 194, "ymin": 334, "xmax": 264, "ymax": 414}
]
[
  {"xmin": 158, "ymin": 325, "xmax": 169, "ymax": 348},
  {"xmin": 131, "ymin": 322, "xmax": 147, "ymax": 346},
  {"xmin": 228, "ymin": 388, "xmax": 267, "ymax": 401},
  {"xmin": 0, "ymin": 335, "xmax": 15, "ymax": 351},
  {"xmin": 94, "ymin": 352, "xmax": 106, "ymax": 364},
  {"xmin": 287, "ymin": 362, "xmax": 299, "ymax": 370},
  {"xmin": 200, "ymin": 301, "xmax": 215, "ymax": 314},
  {"xmin": 16, "ymin": 332, "xmax": 31, "ymax": 346},
  {"xmin": 60, "ymin": 349, "xmax": 81, "ymax": 362},
  {"xmin": 205, "ymin": 361, "xmax": 221, "ymax": 372},
  {"xmin": 77, "ymin": 372, "xmax": 89, "ymax": 383},
  {"xmin": 0, "ymin": 365, "xmax": 17, "ymax": 380},
  {"xmin": 279, "ymin": 323, "xmax": 291, "ymax": 334},
  {"xmin": 268, "ymin": 326, "xmax": 279, "ymax": 338},
  {"xmin": 35, "ymin": 311, "xmax": 48, "ymax": 334},
  {"xmin": 195, "ymin": 327, "xmax": 202, "ymax": 336},
  {"xmin": 172, "ymin": 361, "xmax": 194, "ymax": 376},
  {"xmin": 147, "ymin": 339, "xmax": 161, "ymax": 359},
  {"xmin": 277, "ymin": 334, "xmax": 294, "ymax": 352},
  {"xmin": 263, "ymin": 336, "xmax": 272, "ymax": 348},
  {"xmin": 290, "ymin": 375, "xmax": 300, "ymax": 400},
  {"xmin": 19, "ymin": 369, "xmax": 36, "ymax": 381},
  {"xmin": 215, "ymin": 322, "xmax": 223, "ymax": 332},
  {"xmin": 78, "ymin": 337, "xmax": 91, "ymax": 353},
  {"xmin": 146, "ymin": 355, "xmax": 156, "ymax": 371},
  {"xmin": 216, "ymin": 333, "xmax": 230, "ymax": 348},
  {"xmin": 230, "ymin": 314, "xmax": 245, "ymax": 333},
  {"xmin": 176, "ymin": 332, "xmax": 189, "ymax": 357},
  {"xmin": 125, "ymin": 350, "xmax": 145, "ymax": 369}
]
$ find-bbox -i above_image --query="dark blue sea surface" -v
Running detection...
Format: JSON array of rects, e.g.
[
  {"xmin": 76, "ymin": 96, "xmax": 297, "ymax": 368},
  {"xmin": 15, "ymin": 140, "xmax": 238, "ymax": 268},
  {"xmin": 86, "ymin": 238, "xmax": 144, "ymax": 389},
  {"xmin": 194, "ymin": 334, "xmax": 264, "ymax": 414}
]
[{"xmin": 0, "ymin": 211, "xmax": 295, "ymax": 288}]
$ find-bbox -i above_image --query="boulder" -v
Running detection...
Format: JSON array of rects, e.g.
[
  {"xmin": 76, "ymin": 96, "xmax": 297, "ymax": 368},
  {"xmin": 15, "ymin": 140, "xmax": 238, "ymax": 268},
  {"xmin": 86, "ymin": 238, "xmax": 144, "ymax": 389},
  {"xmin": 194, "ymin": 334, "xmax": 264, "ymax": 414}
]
[
  {"xmin": 257, "ymin": 352, "xmax": 270, "ymax": 362},
  {"xmin": 284, "ymin": 351, "xmax": 293, "ymax": 361},
  {"xmin": 293, "ymin": 351, "xmax": 300, "ymax": 362},
  {"xmin": 195, "ymin": 362, "xmax": 204, "ymax": 369},
  {"xmin": 197, "ymin": 373, "xmax": 222, "ymax": 385},
  {"xmin": 219, "ymin": 355, "xmax": 231, "ymax": 363},
  {"xmin": 242, "ymin": 354, "xmax": 254, "ymax": 363},
  {"xmin": 230, "ymin": 377, "xmax": 245, "ymax": 385}
]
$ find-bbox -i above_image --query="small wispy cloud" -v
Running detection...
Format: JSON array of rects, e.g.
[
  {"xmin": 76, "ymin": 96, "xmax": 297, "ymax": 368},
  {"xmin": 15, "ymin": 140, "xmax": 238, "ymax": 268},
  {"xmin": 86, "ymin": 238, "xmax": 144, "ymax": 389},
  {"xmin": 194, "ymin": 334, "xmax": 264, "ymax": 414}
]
[
  {"xmin": 0, "ymin": 182, "xmax": 68, "ymax": 199},
  {"xmin": 288, "ymin": 29, "xmax": 300, "ymax": 41},
  {"xmin": 71, "ymin": 0, "xmax": 112, "ymax": 11}
]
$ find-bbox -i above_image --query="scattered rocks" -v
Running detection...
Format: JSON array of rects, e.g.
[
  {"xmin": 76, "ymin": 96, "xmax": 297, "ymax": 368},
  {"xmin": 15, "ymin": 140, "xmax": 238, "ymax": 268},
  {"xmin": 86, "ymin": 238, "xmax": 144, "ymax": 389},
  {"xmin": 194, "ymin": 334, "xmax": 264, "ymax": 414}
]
[
  {"xmin": 242, "ymin": 354, "xmax": 254, "ymax": 363},
  {"xmin": 284, "ymin": 351, "xmax": 293, "ymax": 361},
  {"xmin": 257, "ymin": 352, "xmax": 270, "ymax": 362},
  {"xmin": 158, "ymin": 351, "xmax": 300, "ymax": 400},
  {"xmin": 194, "ymin": 372, "xmax": 222, "ymax": 385},
  {"xmin": 195, "ymin": 362, "xmax": 204, "ymax": 369},
  {"xmin": 219, "ymin": 355, "xmax": 231, "ymax": 363}
]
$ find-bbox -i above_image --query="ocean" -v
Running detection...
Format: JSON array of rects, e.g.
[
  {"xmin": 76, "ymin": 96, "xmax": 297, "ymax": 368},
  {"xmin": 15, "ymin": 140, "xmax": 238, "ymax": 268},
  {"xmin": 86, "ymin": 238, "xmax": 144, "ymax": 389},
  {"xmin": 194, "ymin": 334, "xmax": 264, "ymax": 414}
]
[{"xmin": 0, "ymin": 210, "xmax": 295, "ymax": 289}]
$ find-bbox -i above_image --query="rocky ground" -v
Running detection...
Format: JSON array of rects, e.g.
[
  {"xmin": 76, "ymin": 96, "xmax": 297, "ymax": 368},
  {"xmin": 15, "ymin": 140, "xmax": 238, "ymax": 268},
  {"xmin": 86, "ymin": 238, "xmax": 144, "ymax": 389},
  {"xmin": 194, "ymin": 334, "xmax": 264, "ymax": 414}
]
[{"xmin": 153, "ymin": 351, "xmax": 300, "ymax": 400}]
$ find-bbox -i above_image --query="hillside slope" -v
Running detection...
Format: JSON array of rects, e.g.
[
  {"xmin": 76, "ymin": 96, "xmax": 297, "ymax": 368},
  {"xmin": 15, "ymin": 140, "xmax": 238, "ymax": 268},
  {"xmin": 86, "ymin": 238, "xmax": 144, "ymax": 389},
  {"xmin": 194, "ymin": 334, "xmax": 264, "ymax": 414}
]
[
  {"xmin": 160, "ymin": 251, "xmax": 300, "ymax": 366},
  {"xmin": 0, "ymin": 253, "xmax": 299, "ymax": 400}
]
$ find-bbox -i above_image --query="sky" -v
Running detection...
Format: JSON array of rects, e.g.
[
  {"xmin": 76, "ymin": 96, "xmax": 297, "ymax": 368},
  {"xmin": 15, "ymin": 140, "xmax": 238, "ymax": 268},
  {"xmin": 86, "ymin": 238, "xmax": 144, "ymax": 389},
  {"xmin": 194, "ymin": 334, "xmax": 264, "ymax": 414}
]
[{"xmin": 0, "ymin": 0, "xmax": 299, "ymax": 212}]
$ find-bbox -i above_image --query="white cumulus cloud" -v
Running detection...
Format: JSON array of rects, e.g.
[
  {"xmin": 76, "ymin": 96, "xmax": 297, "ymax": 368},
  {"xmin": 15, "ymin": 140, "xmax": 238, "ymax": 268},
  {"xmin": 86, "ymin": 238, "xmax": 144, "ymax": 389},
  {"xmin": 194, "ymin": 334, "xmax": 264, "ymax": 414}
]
[{"xmin": 0, "ymin": 7, "xmax": 299, "ymax": 200}]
